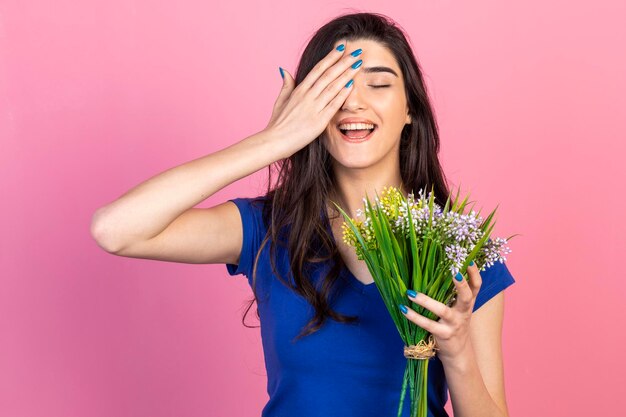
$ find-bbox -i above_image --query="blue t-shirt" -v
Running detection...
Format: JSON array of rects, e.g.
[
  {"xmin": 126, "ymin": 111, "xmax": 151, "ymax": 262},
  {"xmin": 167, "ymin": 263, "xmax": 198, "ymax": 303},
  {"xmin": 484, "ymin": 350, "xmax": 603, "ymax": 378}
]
[{"xmin": 225, "ymin": 197, "xmax": 516, "ymax": 417}]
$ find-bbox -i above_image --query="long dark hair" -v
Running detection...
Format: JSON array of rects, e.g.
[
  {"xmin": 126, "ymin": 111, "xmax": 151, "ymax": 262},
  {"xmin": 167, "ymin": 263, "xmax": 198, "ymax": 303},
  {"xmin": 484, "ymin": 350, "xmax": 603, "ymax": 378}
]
[{"xmin": 241, "ymin": 11, "xmax": 451, "ymax": 341}]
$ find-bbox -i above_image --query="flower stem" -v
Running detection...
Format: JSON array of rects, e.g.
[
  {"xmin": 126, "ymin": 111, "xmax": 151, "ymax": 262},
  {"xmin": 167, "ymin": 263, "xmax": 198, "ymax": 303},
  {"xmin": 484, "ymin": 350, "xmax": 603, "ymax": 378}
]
[
  {"xmin": 408, "ymin": 358, "xmax": 429, "ymax": 417},
  {"xmin": 397, "ymin": 362, "xmax": 409, "ymax": 417}
]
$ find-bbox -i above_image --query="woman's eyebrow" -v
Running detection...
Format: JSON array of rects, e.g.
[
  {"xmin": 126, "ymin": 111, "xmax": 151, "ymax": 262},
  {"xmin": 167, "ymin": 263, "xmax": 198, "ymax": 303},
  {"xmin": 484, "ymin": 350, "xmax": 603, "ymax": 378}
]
[{"xmin": 362, "ymin": 66, "xmax": 399, "ymax": 77}]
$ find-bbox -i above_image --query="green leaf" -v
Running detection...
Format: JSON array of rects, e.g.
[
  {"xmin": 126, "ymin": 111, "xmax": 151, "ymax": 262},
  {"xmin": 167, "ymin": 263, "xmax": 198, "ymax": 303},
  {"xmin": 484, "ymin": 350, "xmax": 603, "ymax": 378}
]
[
  {"xmin": 420, "ymin": 235, "xmax": 430, "ymax": 268},
  {"xmin": 424, "ymin": 238, "xmax": 440, "ymax": 288},
  {"xmin": 407, "ymin": 197, "xmax": 424, "ymax": 292}
]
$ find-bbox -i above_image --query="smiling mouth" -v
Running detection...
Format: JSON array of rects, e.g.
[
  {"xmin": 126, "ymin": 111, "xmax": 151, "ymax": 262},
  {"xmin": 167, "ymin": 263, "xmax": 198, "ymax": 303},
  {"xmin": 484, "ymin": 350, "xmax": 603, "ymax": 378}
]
[{"xmin": 338, "ymin": 125, "xmax": 378, "ymax": 140}]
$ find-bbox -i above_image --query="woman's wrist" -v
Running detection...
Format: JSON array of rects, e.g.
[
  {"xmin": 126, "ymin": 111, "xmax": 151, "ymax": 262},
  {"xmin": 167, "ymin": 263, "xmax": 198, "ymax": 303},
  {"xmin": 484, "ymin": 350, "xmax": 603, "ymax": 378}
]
[{"xmin": 438, "ymin": 342, "xmax": 475, "ymax": 375}]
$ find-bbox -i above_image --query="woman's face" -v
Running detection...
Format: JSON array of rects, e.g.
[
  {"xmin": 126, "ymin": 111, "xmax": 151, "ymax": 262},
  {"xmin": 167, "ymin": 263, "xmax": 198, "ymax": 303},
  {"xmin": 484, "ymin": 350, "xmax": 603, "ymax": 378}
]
[{"xmin": 323, "ymin": 38, "xmax": 411, "ymax": 169}]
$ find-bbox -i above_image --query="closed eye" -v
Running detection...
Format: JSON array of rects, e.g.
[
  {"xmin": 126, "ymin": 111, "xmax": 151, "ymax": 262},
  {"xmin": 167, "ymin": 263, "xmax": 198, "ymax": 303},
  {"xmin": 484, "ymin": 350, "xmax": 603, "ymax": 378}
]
[{"xmin": 371, "ymin": 85, "xmax": 391, "ymax": 88}]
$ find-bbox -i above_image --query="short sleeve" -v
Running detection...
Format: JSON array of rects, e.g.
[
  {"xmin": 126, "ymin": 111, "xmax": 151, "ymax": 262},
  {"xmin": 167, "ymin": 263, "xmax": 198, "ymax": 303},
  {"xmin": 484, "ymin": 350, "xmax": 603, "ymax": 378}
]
[
  {"xmin": 225, "ymin": 197, "xmax": 266, "ymax": 278},
  {"xmin": 472, "ymin": 260, "xmax": 516, "ymax": 312}
]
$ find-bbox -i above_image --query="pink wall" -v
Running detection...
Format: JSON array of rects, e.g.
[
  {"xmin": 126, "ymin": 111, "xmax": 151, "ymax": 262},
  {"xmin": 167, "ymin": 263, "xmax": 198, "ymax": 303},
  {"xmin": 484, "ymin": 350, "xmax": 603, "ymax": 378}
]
[{"xmin": 2, "ymin": 1, "xmax": 625, "ymax": 416}]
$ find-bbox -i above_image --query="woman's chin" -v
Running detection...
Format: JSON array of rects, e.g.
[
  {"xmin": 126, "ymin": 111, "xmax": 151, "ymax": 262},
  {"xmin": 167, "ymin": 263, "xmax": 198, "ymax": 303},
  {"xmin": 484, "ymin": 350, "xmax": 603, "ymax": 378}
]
[{"xmin": 330, "ymin": 152, "xmax": 376, "ymax": 169}]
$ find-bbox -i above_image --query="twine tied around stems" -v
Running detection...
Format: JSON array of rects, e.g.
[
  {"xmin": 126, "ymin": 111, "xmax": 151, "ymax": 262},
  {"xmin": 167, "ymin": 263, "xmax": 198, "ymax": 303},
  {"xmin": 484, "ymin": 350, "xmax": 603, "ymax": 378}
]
[{"xmin": 403, "ymin": 334, "xmax": 438, "ymax": 359}]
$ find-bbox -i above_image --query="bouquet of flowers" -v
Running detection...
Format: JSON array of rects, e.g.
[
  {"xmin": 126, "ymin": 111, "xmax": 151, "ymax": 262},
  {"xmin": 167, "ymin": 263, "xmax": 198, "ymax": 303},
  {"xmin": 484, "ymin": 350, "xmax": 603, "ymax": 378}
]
[{"xmin": 332, "ymin": 185, "xmax": 516, "ymax": 417}]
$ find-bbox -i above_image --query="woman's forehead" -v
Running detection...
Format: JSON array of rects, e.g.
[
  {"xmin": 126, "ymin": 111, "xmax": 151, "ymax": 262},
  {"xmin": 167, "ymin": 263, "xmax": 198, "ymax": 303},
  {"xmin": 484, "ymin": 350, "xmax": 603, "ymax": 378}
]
[{"xmin": 342, "ymin": 39, "xmax": 400, "ymax": 72}]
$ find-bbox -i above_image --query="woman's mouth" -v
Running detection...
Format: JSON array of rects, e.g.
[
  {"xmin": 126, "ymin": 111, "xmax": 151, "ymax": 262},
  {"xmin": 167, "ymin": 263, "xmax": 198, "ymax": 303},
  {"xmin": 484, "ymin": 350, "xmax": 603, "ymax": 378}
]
[{"xmin": 338, "ymin": 125, "xmax": 377, "ymax": 143}]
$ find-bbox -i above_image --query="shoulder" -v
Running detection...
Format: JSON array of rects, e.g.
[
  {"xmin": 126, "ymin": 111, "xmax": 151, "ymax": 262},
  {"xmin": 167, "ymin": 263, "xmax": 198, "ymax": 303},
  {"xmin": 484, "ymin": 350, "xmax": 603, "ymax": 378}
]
[
  {"xmin": 227, "ymin": 196, "xmax": 269, "ymax": 225},
  {"xmin": 224, "ymin": 195, "xmax": 270, "ymax": 278},
  {"xmin": 473, "ymin": 260, "xmax": 516, "ymax": 313}
]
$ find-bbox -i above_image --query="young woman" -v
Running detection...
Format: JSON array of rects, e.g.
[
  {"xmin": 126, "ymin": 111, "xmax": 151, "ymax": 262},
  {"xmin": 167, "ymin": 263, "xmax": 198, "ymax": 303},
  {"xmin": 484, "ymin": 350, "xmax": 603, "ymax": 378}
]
[{"xmin": 91, "ymin": 12, "xmax": 515, "ymax": 417}]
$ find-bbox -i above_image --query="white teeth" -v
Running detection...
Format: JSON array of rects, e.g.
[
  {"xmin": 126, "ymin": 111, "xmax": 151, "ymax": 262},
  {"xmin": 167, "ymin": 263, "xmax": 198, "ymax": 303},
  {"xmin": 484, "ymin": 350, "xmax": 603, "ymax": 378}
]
[{"xmin": 338, "ymin": 123, "xmax": 375, "ymax": 130}]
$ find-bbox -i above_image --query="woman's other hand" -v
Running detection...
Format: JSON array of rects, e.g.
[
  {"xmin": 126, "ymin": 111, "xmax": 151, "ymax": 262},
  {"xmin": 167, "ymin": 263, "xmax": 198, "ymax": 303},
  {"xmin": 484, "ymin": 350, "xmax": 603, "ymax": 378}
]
[{"xmin": 400, "ymin": 262, "xmax": 483, "ymax": 365}]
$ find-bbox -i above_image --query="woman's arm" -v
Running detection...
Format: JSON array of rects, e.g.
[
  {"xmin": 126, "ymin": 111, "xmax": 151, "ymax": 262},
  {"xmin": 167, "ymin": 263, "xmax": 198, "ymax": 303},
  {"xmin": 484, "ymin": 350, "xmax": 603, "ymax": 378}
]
[
  {"xmin": 90, "ymin": 128, "xmax": 291, "ymax": 253},
  {"xmin": 441, "ymin": 292, "xmax": 510, "ymax": 417},
  {"xmin": 91, "ymin": 42, "xmax": 362, "ymax": 255}
]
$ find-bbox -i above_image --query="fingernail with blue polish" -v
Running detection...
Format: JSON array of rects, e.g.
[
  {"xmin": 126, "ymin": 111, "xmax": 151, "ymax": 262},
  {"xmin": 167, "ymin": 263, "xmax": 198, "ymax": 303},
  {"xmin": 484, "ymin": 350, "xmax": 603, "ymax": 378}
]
[
  {"xmin": 350, "ymin": 48, "xmax": 362, "ymax": 57},
  {"xmin": 351, "ymin": 59, "xmax": 363, "ymax": 69},
  {"xmin": 345, "ymin": 79, "xmax": 354, "ymax": 88},
  {"xmin": 399, "ymin": 304, "xmax": 408, "ymax": 314},
  {"xmin": 336, "ymin": 44, "xmax": 345, "ymax": 51},
  {"xmin": 406, "ymin": 289, "xmax": 417, "ymax": 298},
  {"xmin": 469, "ymin": 260, "xmax": 475, "ymax": 266},
  {"xmin": 279, "ymin": 67, "xmax": 284, "ymax": 79},
  {"xmin": 455, "ymin": 272, "xmax": 463, "ymax": 282}
]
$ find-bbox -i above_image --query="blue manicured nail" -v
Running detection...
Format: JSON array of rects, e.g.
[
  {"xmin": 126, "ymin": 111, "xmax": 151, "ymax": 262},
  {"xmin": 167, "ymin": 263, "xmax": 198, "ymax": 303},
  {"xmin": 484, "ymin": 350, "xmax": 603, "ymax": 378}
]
[
  {"xmin": 351, "ymin": 59, "xmax": 363, "ymax": 69},
  {"xmin": 345, "ymin": 79, "xmax": 354, "ymax": 88},
  {"xmin": 406, "ymin": 289, "xmax": 417, "ymax": 298},
  {"xmin": 350, "ymin": 48, "xmax": 362, "ymax": 57},
  {"xmin": 399, "ymin": 304, "xmax": 408, "ymax": 314},
  {"xmin": 469, "ymin": 260, "xmax": 474, "ymax": 266},
  {"xmin": 336, "ymin": 44, "xmax": 345, "ymax": 51},
  {"xmin": 279, "ymin": 67, "xmax": 284, "ymax": 79},
  {"xmin": 455, "ymin": 272, "xmax": 463, "ymax": 281}
]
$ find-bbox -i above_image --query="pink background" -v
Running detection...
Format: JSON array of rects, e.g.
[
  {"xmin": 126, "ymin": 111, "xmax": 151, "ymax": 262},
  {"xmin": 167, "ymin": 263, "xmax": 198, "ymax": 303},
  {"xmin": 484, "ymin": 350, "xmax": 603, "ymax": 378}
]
[{"xmin": 2, "ymin": 1, "xmax": 625, "ymax": 416}]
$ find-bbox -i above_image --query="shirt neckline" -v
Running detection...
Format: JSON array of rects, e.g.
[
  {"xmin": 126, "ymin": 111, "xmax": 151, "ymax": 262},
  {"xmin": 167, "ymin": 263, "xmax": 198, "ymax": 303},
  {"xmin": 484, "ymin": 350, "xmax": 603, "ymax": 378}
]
[
  {"xmin": 342, "ymin": 265, "xmax": 378, "ymax": 293},
  {"xmin": 323, "ymin": 207, "xmax": 378, "ymax": 293}
]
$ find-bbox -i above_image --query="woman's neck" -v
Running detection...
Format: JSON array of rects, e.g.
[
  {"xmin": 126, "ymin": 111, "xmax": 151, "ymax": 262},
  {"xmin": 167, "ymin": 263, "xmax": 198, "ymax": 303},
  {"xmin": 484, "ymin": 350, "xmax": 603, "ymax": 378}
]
[{"xmin": 327, "ymin": 177, "xmax": 407, "ymax": 221}]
